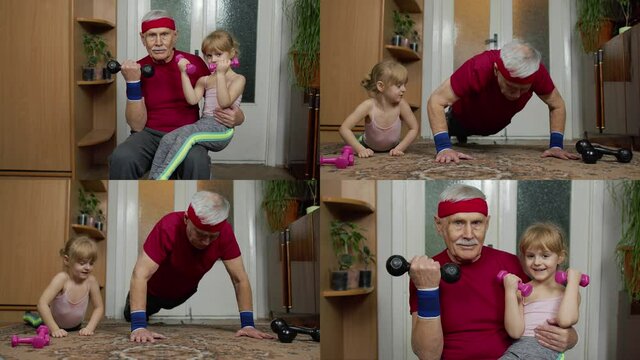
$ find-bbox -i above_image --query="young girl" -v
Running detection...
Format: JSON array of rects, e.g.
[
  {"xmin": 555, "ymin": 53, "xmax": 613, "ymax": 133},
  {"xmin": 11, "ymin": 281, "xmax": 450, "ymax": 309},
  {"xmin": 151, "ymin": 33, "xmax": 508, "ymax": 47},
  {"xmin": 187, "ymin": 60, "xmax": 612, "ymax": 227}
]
[
  {"xmin": 500, "ymin": 223, "xmax": 583, "ymax": 360},
  {"xmin": 339, "ymin": 59, "xmax": 419, "ymax": 158},
  {"xmin": 37, "ymin": 236, "xmax": 104, "ymax": 337},
  {"xmin": 149, "ymin": 29, "xmax": 246, "ymax": 180}
]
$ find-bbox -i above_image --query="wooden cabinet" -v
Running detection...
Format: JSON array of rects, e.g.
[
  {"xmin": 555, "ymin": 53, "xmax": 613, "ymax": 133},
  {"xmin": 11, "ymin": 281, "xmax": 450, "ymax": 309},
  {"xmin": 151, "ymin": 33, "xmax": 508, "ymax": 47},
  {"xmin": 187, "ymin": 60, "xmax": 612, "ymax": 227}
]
[
  {"xmin": 0, "ymin": 0, "xmax": 116, "ymax": 178},
  {"xmin": 588, "ymin": 24, "xmax": 640, "ymax": 150},
  {"xmin": 320, "ymin": 181, "xmax": 377, "ymax": 360},
  {"xmin": 319, "ymin": 0, "xmax": 423, "ymax": 143}
]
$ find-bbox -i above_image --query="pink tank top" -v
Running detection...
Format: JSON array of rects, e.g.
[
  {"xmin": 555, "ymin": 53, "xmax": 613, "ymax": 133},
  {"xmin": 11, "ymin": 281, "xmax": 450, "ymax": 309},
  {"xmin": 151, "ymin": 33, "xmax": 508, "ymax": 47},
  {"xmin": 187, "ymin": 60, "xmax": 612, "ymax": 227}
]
[
  {"xmin": 522, "ymin": 296, "xmax": 562, "ymax": 336},
  {"xmin": 202, "ymin": 78, "xmax": 243, "ymax": 117},
  {"xmin": 363, "ymin": 113, "xmax": 401, "ymax": 151},
  {"xmin": 50, "ymin": 285, "xmax": 90, "ymax": 329}
]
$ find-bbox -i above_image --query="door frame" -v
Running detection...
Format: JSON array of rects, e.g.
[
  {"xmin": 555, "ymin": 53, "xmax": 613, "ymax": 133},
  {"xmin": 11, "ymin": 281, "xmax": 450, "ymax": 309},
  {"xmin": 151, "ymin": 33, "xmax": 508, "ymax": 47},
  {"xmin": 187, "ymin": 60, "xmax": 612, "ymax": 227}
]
[{"xmin": 422, "ymin": 0, "xmax": 575, "ymax": 140}]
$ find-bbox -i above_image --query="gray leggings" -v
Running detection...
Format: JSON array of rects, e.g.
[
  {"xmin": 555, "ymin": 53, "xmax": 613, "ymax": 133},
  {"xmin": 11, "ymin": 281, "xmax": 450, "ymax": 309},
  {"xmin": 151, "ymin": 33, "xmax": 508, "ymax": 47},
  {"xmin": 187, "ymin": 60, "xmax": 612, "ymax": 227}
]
[
  {"xmin": 500, "ymin": 336, "xmax": 563, "ymax": 360},
  {"xmin": 149, "ymin": 116, "xmax": 234, "ymax": 180}
]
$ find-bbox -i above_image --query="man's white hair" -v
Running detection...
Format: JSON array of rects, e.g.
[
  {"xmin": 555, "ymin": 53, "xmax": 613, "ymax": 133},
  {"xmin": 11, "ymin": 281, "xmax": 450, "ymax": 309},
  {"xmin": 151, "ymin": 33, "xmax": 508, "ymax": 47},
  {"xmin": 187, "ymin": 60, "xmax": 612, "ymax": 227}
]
[
  {"xmin": 190, "ymin": 191, "xmax": 230, "ymax": 226},
  {"xmin": 500, "ymin": 39, "xmax": 541, "ymax": 78},
  {"xmin": 141, "ymin": 9, "xmax": 173, "ymax": 24},
  {"xmin": 439, "ymin": 184, "xmax": 486, "ymax": 202}
]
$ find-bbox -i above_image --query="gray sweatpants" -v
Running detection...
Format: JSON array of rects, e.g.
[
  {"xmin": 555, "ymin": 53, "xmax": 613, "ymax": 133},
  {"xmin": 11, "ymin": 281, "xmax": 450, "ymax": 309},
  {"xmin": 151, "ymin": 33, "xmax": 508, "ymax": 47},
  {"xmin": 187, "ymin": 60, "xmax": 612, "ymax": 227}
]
[
  {"xmin": 500, "ymin": 336, "xmax": 563, "ymax": 360},
  {"xmin": 149, "ymin": 116, "xmax": 233, "ymax": 180},
  {"xmin": 109, "ymin": 127, "xmax": 211, "ymax": 180}
]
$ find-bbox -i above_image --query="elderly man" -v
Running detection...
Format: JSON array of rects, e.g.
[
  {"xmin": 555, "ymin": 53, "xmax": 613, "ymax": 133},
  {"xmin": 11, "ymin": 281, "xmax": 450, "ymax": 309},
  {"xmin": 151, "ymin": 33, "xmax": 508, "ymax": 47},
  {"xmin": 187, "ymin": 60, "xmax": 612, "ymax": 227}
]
[
  {"xmin": 109, "ymin": 9, "xmax": 245, "ymax": 179},
  {"xmin": 409, "ymin": 184, "xmax": 577, "ymax": 359},
  {"xmin": 427, "ymin": 39, "xmax": 580, "ymax": 163},
  {"xmin": 124, "ymin": 191, "xmax": 272, "ymax": 342}
]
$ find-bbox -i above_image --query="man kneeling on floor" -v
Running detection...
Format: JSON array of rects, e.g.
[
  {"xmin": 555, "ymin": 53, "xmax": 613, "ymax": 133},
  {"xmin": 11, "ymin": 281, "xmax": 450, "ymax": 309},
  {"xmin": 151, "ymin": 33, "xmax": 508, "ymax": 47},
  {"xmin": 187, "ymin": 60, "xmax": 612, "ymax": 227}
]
[{"xmin": 124, "ymin": 190, "xmax": 273, "ymax": 342}]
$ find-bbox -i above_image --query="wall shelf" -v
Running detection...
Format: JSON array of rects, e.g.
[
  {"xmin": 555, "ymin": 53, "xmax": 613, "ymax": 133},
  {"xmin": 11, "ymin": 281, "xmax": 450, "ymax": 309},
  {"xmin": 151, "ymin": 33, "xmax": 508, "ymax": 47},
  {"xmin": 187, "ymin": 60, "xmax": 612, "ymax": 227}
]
[
  {"xmin": 394, "ymin": 0, "xmax": 422, "ymax": 13},
  {"xmin": 385, "ymin": 45, "xmax": 421, "ymax": 62},
  {"xmin": 77, "ymin": 79, "xmax": 114, "ymax": 86},
  {"xmin": 77, "ymin": 129, "xmax": 115, "ymax": 147},
  {"xmin": 322, "ymin": 196, "xmax": 375, "ymax": 215},
  {"xmin": 76, "ymin": 18, "xmax": 115, "ymax": 31},
  {"xmin": 71, "ymin": 224, "xmax": 105, "ymax": 241},
  {"xmin": 323, "ymin": 287, "xmax": 374, "ymax": 298}
]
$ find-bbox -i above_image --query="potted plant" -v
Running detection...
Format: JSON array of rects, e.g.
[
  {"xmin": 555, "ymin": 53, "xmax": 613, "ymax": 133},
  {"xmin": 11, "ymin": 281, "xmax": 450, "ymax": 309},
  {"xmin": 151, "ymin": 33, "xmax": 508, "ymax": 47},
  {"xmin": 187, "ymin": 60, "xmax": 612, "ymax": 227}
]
[
  {"xmin": 391, "ymin": 10, "xmax": 414, "ymax": 47},
  {"xmin": 330, "ymin": 220, "xmax": 366, "ymax": 290},
  {"xmin": 304, "ymin": 179, "xmax": 319, "ymax": 214},
  {"xmin": 409, "ymin": 30, "xmax": 421, "ymax": 52},
  {"xmin": 94, "ymin": 209, "xmax": 105, "ymax": 231},
  {"xmin": 617, "ymin": 0, "xmax": 634, "ymax": 34},
  {"xmin": 613, "ymin": 181, "xmax": 640, "ymax": 301},
  {"xmin": 78, "ymin": 188, "xmax": 100, "ymax": 226},
  {"xmin": 286, "ymin": 0, "xmax": 320, "ymax": 88},
  {"xmin": 358, "ymin": 245, "xmax": 376, "ymax": 288},
  {"xmin": 82, "ymin": 33, "xmax": 112, "ymax": 81},
  {"xmin": 262, "ymin": 180, "xmax": 302, "ymax": 232},
  {"xmin": 577, "ymin": 0, "xmax": 614, "ymax": 53}
]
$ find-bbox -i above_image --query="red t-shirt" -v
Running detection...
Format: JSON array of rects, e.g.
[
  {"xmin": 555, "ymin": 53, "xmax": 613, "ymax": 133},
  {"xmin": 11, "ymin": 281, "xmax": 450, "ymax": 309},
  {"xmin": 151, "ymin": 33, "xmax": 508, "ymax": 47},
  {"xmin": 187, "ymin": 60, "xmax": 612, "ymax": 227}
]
[
  {"xmin": 449, "ymin": 50, "xmax": 556, "ymax": 135},
  {"xmin": 144, "ymin": 212, "xmax": 241, "ymax": 300},
  {"xmin": 139, "ymin": 50, "xmax": 210, "ymax": 132},
  {"xmin": 409, "ymin": 246, "xmax": 529, "ymax": 360}
]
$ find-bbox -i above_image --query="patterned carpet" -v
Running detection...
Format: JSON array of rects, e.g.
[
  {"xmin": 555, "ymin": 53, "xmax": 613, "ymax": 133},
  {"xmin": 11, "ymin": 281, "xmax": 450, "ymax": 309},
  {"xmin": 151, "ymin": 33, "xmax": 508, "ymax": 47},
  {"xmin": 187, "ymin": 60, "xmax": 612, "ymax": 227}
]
[
  {"xmin": 320, "ymin": 140, "xmax": 640, "ymax": 180},
  {"xmin": 0, "ymin": 322, "xmax": 319, "ymax": 360}
]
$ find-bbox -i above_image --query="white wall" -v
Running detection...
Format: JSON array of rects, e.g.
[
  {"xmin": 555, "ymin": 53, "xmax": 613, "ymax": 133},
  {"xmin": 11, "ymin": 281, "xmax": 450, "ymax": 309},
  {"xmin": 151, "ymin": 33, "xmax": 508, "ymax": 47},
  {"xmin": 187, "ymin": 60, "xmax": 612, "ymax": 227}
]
[
  {"xmin": 377, "ymin": 180, "xmax": 623, "ymax": 359},
  {"xmin": 104, "ymin": 180, "xmax": 271, "ymax": 321}
]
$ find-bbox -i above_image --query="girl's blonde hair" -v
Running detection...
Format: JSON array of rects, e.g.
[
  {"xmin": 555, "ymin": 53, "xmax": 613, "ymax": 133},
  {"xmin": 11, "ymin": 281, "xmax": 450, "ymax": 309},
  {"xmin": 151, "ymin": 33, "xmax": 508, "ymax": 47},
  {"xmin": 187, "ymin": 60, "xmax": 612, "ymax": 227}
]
[
  {"xmin": 201, "ymin": 29, "xmax": 239, "ymax": 57},
  {"xmin": 60, "ymin": 236, "xmax": 98, "ymax": 265},
  {"xmin": 361, "ymin": 60, "xmax": 408, "ymax": 93},
  {"xmin": 519, "ymin": 222, "xmax": 568, "ymax": 263}
]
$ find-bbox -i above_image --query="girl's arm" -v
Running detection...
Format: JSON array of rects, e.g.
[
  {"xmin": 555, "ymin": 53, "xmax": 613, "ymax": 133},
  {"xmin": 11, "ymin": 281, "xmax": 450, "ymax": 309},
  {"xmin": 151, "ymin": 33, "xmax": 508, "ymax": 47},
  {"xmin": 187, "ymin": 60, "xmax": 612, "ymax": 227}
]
[
  {"xmin": 556, "ymin": 268, "xmax": 582, "ymax": 328},
  {"xmin": 391, "ymin": 100, "xmax": 420, "ymax": 155},
  {"xmin": 79, "ymin": 275, "xmax": 104, "ymax": 335},
  {"xmin": 503, "ymin": 274, "xmax": 525, "ymax": 339},
  {"xmin": 181, "ymin": 73, "xmax": 208, "ymax": 105},
  {"xmin": 37, "ymin": 272, "xmax": 68, "ymax": 337},
  {"xmin": 339, "ymin": 100, "xmax": 374, "ymax": 157},
  {"xmin": 216, "ymin": 68, "xmax": 246, "ymax": 108}
]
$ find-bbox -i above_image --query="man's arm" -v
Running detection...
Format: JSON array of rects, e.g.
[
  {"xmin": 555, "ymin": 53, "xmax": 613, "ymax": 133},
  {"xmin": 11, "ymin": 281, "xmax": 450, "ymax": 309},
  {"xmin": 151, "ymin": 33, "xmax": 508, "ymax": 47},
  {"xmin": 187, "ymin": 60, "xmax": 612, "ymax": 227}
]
[
  {"xmin": 223, "ymin": 256, "xmax": 275, "ymax": 339},
  {"xmin": 539, "ymin": 89, "xmax": 580, "ymax": 160},
  {"xmin": 129, "ymin": 252, "xmax": 165, "ymax": 343},
  {"xmin": 411, "ymin": 312, "xmax": 444, "ymax": 360},
  {"xmin": 427, "ymin": 79, "xmax": 473, "ymax": 163},
  {"xmin": 120, "ymin": 60, "xmax": 148, "ymax": 132},
  {"xmin": 535, "ymin": 319, "xmax": 579, "ymax": 352},
  {"xmin": 214, "ymin": 105, "xmax": 245, "ymax": 128}
]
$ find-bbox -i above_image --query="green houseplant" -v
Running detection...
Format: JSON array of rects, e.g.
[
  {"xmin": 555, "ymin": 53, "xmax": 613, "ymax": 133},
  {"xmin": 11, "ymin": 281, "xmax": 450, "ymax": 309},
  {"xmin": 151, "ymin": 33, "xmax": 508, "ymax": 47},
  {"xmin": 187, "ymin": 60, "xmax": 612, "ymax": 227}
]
[
  {"xmin": 613, "ymin": 181, "xmax": 640, "ymax": 301},
  {"xmin": 262, "ymin": 180, "xmax": 302, "ymax": 232},
  {"xmin": 286, "ymin": 0, "xmax": 320, "ymax": 88},
  {"xmin": 82, "ymin": 33, "xmax": 112, "ymax": 81},
  {"xmin": 392, "ymin": 10, "xmax": 415, "ymax": 47},
  {"xmin": 577, "ymin": 0, "xmax": 613, "ymax": 53},
  {"xmin": 330, "ymin": 220, "xmax": 366, "ymax": 290},
  {"xmin": 78, "ymin": 188, "xmax": 100, "ymax": 226},
  {"xmin": 617, "ymin": 0, "xmax": 636, "ymax": 33},
  {"xmin": 358, "ymin": 245, "xmax": 376, "ymax": 288}
]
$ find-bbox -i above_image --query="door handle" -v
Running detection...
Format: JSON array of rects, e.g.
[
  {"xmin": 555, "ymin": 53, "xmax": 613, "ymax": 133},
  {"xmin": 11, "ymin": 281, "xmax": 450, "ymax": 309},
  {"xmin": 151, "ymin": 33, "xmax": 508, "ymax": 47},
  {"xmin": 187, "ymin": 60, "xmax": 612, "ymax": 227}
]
[{"xmin": 485, "ymin": 33, "xmax": 498, "ymax": 46}]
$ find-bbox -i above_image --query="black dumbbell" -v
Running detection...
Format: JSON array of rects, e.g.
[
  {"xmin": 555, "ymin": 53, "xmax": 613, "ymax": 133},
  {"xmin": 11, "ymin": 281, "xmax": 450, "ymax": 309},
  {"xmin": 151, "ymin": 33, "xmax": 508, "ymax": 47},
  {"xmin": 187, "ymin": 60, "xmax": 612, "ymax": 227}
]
[
  {"xmin": 576, "ymin": 139, "xmax": 633, "ymax": 163},
  {"xmin": 106, "ymin": 60, "xmax": 154, "ymax": 78},
  {"xmin": 271, "ymin": 318, "xmax": 320, "ymax": 343},
  {"xmin": 386, "ymin": 255, "xmax": 461, "ymax": 283}
]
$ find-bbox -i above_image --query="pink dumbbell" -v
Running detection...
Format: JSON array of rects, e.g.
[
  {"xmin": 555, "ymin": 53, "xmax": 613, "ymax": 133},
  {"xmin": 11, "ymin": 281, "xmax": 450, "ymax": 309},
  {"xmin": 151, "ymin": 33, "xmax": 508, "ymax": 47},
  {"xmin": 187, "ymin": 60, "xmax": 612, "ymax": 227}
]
[
  {"xmin": 11, "ymin": 325, "xmax": 50, "ymax": 348},
  {"xmin": 175, "ymin": 54, "xmax": 196, "ymax": 74},
  {"xmin": 208, "ymin": 57, "xmax": 240, "ymax": 73},
  {"xmin": 555, "ymin": 271, "xmax": 590, "ymax": 287},
  {"xmin": 320, "ymin": 146, "xmax": 355, "ymax": 169},
  {"xmin": 497, "ymin": 270, "xmax": 533, "ymax": 297}
]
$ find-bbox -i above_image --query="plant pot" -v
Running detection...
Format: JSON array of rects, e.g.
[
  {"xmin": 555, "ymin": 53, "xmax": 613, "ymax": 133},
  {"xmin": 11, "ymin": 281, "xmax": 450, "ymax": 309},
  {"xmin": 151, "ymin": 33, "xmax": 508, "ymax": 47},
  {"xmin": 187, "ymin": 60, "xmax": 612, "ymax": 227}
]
[
  {"xmin": 401, "ymin": 37, "xmax": 410, "ymax": 48},
  {"xmin": 94, "ymin": 221, "xmax": 104, "ymax": 231},
  {"xmin": 102, "ymin": 67, "xmax": 112, "ymax": 80},
  {"xmin": 291, "ymin": 51, "xmax": 319, "ymax": 89},
  {"xmin": 409, "ymin": 42, "xmax": 419, "ymax": 52},
  {"xmin": 391, "ymin": 34, "xmax": 403, "ymax": 46},
  {"xmin": 82, "ymin": 66, "xmax": 95, "ymax": 81},
  {"xmin": 620, "ymin": 245, "xmax": 640, "ymax": 296},
  {"xmin": 86, "ymin": 216, "xmax": 96, "ymax": 227},
  {"xmin": 619, "ymin": 26, "xmax": 632, "ymax": 35},
  {"xmin": 347, "ymin": 268, "xmax": 360, "ymax": 290},
  {"xmin": 306, "ymin": 205, "xmax": 320, "ymax": 214},
  {"xmin": 330, "ymin": 270, "xmax": 348, "ymax": 291},
  {"xmin": 265, "ymin": 199, "xmax": 299, "ymax": 232},
  {"xmin": 77, "ymin": 213, "xmax": 88, "ymax": 225},
  {"xmin": 359, "ymin": 269, "xmax": 372, "ymax": 288},
  {"xmin": 579, "ymin": 19, "xmax": 614, "ymax": 53}
]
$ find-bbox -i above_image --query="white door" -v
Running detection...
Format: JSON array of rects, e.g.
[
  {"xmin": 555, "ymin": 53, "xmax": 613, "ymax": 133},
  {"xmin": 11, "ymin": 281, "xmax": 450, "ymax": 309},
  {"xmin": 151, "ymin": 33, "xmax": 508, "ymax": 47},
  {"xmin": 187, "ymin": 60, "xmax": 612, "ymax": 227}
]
[
  {"xmin": 135, "ymin": 0, "xmax": 275, "ymax": 163},
  {"xmin": 430, "ymin": 0, "xmax": 573, "ymax": 139}
]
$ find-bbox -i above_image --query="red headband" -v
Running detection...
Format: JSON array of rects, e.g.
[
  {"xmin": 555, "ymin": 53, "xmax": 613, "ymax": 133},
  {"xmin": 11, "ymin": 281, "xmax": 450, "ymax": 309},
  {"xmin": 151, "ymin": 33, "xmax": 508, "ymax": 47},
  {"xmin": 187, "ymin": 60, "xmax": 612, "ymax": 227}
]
[
  {"xmin": 495, "ymin": 57, "xmax": 537, "ymax": 84},
  {"xmin": 438, "ymin": 198, "xmax": 488, "ymax": 218},
  {"xmin": 141, "ymin": 17, "xmax": 176, "ymax": 33},
  {"xmin": 186, "ymin": 205, "xmax": 226, "ymax": 233}
]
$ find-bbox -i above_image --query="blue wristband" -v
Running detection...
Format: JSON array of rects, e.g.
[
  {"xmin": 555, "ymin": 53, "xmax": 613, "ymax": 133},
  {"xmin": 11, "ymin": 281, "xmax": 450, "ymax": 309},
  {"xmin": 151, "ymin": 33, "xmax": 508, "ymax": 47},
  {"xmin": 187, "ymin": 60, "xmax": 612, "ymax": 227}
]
[
  {"xmin": 126, "ymin": 81, "xmax": 143, "ymax": 101},
  {"xmin": 130, "ymin": 310, "xmax": 147, "ymax": 332},
  {"xmin": 550, "ymin": 131, "xmax": 564, "ymax": 149},
  {"xmin": 433, "ymin": 131, "xmax": 452, "ymax": 153},
  {"xmin": 417, "ymin": 288, "xmax": 440, "ymax": 319},
  {"xmin": 240, "ymin": 311, "xmax": 254, "ymax": 328}
]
